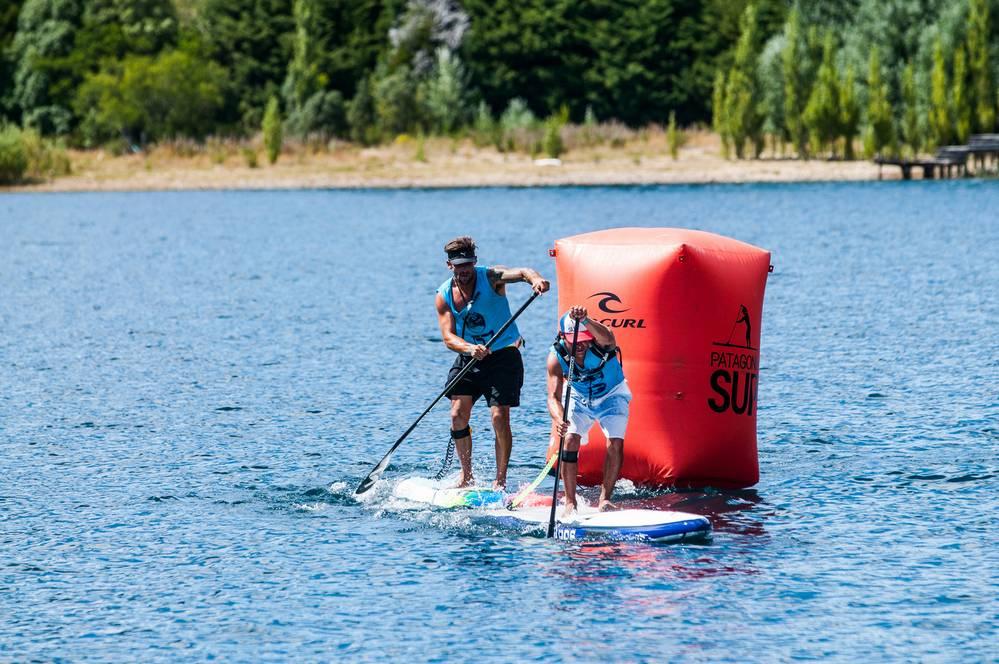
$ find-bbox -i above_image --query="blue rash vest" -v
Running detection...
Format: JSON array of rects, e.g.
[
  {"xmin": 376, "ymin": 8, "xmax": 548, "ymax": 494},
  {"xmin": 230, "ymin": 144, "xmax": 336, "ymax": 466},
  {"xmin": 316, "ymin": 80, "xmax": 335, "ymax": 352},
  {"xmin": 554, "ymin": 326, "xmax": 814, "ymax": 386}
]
[
  {"xmin": 438, "ymin": 266, "xmax": 521, "ymax": 350},
  {"xmin": 550, "ymin": 341, "xmax": 626, "ymax": 403}
]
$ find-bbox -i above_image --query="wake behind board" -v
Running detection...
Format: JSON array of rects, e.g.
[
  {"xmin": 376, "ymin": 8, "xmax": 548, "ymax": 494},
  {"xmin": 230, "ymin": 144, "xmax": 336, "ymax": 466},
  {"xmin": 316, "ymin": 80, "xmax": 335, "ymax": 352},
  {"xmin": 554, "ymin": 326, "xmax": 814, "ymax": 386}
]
[{"xmin": 394, "ymin": 478, "xmax": 711, "ymax": 543}]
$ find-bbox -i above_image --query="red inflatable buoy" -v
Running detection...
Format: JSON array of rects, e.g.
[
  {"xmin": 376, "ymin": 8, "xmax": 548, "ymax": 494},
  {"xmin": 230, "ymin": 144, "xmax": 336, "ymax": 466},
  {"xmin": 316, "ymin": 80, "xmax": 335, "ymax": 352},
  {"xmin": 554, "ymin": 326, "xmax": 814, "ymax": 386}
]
[{"xmin": 545, "ymin": 228, "xmax": 771, "ymax": 488}]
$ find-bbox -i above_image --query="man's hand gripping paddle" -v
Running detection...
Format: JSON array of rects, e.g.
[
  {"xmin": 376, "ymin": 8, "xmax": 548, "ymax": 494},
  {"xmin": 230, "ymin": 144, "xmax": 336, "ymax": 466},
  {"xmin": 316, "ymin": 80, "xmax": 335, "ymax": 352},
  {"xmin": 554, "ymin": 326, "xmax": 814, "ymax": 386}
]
[
  {"xmin": 547, "ymin": 320, "xmax": 580, "ymax": 537},
  {"xmin": 354, "ymin": 291, "xmax": 540, "ymax": 495}
]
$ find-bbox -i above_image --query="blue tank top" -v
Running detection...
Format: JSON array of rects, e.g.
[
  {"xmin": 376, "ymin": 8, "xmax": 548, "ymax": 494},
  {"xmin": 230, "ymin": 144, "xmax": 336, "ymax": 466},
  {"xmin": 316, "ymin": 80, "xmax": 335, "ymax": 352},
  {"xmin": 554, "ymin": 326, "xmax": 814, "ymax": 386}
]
[
  {"xmin": 437, "ymin": 266, "xmax": 521, "ymax": 350},
  {"xmin": 550, "ymin": 342, "xmax": 626, "ymax": 401}
]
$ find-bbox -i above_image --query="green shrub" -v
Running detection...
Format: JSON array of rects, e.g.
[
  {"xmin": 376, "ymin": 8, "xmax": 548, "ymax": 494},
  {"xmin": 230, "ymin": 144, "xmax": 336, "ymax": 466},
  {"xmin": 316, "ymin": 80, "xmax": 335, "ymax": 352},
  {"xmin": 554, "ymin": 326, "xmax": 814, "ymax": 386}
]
[
  {"xmin": 421, "ymin": 48, "xmax": 468, "ymax": 134},
  {"xmin": 415, "ymin": 134, "xmax": 427, "ymax": 162},
  {"xmin": 667, "ymin": 111, "xmax": 680, "ymax": 159},
  {"xmin": 500, "ymin": 98, "xmax": 536, "ymax": 132},
  {"xmin": 348, "ymin": 77, "xmax": 378, "ymax": 146},
  {"xmin": 243, "ymin": 147, "xmax": 259, "ymax": 168},
  {"xmin": 106, "ymin": 138, "xmax": 131, "ymax": 157},
  {"xmin": 542, "ymin": 105, "xmax": 569, "ymax": 158},
  {"xmin": 286, "ymin": 90, "xmax": 346, "ymax": 138},
  {"xmin": 75, "ymin": 50, "xmax": 227, "ymax": 145},
  {"xmin": 472, "ymin": 101, "xmax": 497, "ymax": 147},
  {"xmin": 542, "ymin": 118, "xmax": 564, "ymax": 158},
  {"xmin": 22, "ymin": 130, "xmax": 71, "ymax": 178},
  {"xmin": 0, "ymin": 125, "xmax": 71, "ymax": 184},
  {"xmin": 582, "ymin": 106, "xmax": 598, "ymax": 146},
  {"xmin": 0, "ymin": 124, "xmax": 29, "ymax": 184},
  {"xmin": 263, "ymin": 96, "xmax": 283, "ymax": 164},
  {"xmin": 372, "ymin": 64, "xmax": 421, "ymax": 139}
]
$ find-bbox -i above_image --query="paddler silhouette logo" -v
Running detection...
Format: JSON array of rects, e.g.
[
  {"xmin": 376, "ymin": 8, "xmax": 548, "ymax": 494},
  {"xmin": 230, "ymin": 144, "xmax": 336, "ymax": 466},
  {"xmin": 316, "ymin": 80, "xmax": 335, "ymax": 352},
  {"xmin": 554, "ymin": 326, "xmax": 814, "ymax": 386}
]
[{"xmin": 715, "ymin": 304, "xmax": 755, "ymax": 350}]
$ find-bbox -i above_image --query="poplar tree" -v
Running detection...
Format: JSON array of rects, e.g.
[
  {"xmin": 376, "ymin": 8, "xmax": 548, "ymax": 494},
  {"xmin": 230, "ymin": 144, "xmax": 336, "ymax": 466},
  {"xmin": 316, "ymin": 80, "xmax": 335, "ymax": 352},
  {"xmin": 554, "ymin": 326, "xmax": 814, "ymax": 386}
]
[
  {"xmin": 840, "ymin": 64, "xmax": 860, "ymax": 159},
  {"xmin": 900, "ymin": 62, "xmax": 921, "ymax": 156},
  {"xmin": 723, "ymin": 3, "xmax": 765, "ymax": 158},
  {"xmin": 953, "ymin": 46, "xmax": 971, "ymax": 144},
  {"xmin": 282, "ymin": 0, "xmax": 325, "ymax": 134},
  {"xmin": 966, "ymin": 0, "xmax": 995, "ymax": 132},
  {"xmin": 864, "ymin": 48, "xmax": 894, "ymax": 158},
  {"xmin": 712, "ymin": 69, "xmax": 730, "ymax": 158},
  {"xmin": 804, "ymin": 32, "xmax": 840, "ymax": 157},
  {"xmin": 928, "ymin": 38, "xmax": 950, "ymax": 150},
  {"xmin": 760, "ymin": 35, "xmax": 787, "ymax": 156},
  {"xmin": 781, "ymin": 8, "xmax": 808, "ymax": 158}
]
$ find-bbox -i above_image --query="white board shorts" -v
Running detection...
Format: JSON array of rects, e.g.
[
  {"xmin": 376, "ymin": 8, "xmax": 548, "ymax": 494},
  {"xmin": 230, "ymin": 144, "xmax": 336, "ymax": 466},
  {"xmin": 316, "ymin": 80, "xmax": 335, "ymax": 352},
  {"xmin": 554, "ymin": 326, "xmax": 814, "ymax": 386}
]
[{"xmin": 564, "ymin": 381, "xmax": 632, "ymax": 441}]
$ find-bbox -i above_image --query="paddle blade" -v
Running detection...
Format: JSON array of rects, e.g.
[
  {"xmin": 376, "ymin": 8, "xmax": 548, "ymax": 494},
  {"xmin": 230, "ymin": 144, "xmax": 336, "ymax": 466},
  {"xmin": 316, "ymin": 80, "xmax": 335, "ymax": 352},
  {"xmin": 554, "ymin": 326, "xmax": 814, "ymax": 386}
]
[{"xmin": 355, "ymin": 454, "xmax": 392, "ymax": 494}]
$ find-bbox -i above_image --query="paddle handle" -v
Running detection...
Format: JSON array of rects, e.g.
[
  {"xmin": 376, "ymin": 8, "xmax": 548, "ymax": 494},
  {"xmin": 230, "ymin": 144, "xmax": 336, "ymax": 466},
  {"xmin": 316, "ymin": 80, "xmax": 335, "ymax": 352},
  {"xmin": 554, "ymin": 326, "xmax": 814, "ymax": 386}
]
[{"xmin": 355, "ymin": 291, "xmax": 541, "ymax": 495}]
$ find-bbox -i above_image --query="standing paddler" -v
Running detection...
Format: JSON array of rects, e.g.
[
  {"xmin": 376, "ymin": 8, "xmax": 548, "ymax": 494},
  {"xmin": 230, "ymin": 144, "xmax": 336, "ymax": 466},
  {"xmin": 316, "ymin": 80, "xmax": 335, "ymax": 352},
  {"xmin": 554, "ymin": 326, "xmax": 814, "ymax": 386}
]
[{"xmin": 435, "ymin": 236, "xmax": 549, "ymax": 490}]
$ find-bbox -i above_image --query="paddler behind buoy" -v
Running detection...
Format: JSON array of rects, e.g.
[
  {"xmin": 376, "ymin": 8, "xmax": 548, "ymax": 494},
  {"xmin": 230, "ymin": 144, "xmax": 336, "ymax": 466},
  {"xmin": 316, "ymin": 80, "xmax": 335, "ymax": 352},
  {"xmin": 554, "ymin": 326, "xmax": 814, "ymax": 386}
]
[
  {"xmin": 435, "ymin": 236, "xmax": 549, "ymax": 490},
  {"xmin": 546, "ymin": 306, "xmax": 631, "ymax": 516}
]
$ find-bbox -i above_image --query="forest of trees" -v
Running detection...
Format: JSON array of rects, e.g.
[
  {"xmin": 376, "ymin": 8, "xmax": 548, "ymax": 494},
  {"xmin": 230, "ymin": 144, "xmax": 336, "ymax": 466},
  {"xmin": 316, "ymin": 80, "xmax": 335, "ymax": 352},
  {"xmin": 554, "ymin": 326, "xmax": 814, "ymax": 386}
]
[
  {"xmin": 0, "ymin": 0, "xmax": 997, "ymax": 162},
  {"xmin": 714, "ymin": 0, "xmax": 998, "ymax": 158}
]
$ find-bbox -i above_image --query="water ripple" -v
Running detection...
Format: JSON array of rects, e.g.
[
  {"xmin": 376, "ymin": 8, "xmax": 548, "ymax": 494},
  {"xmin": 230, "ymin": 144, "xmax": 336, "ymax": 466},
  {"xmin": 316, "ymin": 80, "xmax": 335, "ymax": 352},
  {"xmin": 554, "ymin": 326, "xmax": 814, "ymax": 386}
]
[{"xmin": 1, "ymin": 183, "xmax": 996, "ymax": 660}]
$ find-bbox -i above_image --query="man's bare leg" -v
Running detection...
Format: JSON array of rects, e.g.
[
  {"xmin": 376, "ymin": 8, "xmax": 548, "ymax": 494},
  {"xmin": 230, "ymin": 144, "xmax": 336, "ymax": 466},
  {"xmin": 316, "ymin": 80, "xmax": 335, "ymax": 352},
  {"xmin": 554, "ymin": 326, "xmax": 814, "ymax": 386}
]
[
  {"xmin": 560, "ymin": 434, "xmax": 581, "ymax": 518},
  {"xmin": 490, "ymin": 405, "xmax": 512, "ymax": 490},
  {"xmin": 449, "ymin": 396, "xmax": 475, "ymax": 487},
  {"xmin": 599, "ymin": 438, "xmax": 624, "ymax": 511}
]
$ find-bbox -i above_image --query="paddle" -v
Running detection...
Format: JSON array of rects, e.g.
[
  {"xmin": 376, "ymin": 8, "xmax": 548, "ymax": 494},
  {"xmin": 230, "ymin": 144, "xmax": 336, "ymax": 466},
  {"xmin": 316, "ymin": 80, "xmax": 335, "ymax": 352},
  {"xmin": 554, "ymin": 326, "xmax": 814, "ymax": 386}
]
[
  {"xmin": 354, "ymin": 291, "xmax": 541, "ymax": 495},
  {"xmin": 547, "ymin": 319, "xmax": 580, "ymax": 537},
  {"xmin": 506, "ymin": 453, "xmax": 556, "ymax": 509}
]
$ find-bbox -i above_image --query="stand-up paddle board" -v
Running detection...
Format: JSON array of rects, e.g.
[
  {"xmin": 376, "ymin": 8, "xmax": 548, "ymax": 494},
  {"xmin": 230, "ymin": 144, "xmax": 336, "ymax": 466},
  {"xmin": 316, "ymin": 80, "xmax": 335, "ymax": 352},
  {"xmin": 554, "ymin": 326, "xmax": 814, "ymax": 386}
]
[{"xmin": 394, "ymin": 478, "xmax": 711, "ymax": 543}]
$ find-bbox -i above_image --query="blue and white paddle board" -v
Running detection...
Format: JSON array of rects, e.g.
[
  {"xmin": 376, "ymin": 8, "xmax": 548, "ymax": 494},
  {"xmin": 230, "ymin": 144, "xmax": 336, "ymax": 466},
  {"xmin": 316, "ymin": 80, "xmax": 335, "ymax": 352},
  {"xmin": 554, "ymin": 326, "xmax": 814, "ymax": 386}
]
[{"xmin": 394, "ymin": 478, "xmax": 711, "ymax": 543}]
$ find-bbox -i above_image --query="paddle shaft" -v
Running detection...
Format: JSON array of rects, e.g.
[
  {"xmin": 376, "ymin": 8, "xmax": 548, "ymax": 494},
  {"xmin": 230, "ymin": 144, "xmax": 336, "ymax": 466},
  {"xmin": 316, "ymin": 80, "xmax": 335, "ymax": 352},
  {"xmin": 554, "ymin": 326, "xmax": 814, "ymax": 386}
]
[
  {"xmin": 506, "ymin": 453, "xmax": 556, "ymax": 509},
  {"xmin": 354, "ymin": 291, "xmax": 541, "ymax": 494},
  {"xmin": 547, "ymin": 322, "xmax": 580, "ymax": 537}
]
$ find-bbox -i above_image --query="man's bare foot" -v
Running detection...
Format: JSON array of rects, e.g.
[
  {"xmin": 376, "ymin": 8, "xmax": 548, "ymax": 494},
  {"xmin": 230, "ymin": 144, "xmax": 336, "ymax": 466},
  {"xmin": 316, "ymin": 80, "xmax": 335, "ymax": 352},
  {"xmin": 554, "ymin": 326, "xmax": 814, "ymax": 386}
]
[
  {"xmin": 561, "ymin": 503, "xmax": 577, "ymax": 520},
  {"xmin": 598, "ymin": 500, "xmax": 618, "ymax": 512},
  {"xmin": 492, "ymin": 480, "xmax": 506, "ymax": 491},
  {"xmin": 454, "ymin": 476, "xmax": 474, "ymax": 489}
]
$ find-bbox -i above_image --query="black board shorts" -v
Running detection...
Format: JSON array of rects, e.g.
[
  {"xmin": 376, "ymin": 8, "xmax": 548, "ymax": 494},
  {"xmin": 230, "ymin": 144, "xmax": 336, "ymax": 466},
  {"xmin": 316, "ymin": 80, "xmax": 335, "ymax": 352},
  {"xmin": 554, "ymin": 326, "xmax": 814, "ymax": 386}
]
[{"xmin": 445, "ymin": 346, "xmax": 524, "ymax": 407}]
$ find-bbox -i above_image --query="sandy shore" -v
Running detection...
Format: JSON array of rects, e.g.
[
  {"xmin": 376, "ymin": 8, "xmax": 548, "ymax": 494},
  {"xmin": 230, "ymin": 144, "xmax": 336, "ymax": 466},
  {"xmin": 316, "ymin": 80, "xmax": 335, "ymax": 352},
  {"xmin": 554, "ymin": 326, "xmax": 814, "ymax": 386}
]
[{"xmin": 5, "ymin": 130, "xmax": 891, "ymax": 193}]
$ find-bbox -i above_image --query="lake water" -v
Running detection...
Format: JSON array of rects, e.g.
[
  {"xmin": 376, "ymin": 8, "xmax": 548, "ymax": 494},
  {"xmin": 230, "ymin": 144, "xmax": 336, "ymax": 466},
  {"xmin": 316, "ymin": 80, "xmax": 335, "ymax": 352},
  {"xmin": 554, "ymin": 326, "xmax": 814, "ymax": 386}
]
[{"xmin": 1, "ymin": 183, "xmax": 996, "ymax": 661}]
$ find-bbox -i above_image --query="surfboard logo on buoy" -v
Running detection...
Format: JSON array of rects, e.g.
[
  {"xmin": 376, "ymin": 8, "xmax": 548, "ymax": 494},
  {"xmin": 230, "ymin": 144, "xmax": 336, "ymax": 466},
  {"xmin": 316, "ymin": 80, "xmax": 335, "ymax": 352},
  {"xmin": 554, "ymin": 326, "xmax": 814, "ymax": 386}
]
[
  {"xmin": 708, "ymin": 305, "xmax": 759, "ymax": 416},
  {"xmin": 589, "ymin": 291, "xmax": 631, "ymax": 314},
  {"xmin": 587, "ymin": 292, "xmax": 646, "ymax": 328}
]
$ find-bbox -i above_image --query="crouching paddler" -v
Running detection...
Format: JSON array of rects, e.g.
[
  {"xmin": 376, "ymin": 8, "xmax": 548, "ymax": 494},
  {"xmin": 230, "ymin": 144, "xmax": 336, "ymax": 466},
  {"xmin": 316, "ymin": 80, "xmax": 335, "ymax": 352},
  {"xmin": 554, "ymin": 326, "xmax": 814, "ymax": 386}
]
[{"xmin": 546, "ymin": 306, "xmax": 631, "ymax": 516}]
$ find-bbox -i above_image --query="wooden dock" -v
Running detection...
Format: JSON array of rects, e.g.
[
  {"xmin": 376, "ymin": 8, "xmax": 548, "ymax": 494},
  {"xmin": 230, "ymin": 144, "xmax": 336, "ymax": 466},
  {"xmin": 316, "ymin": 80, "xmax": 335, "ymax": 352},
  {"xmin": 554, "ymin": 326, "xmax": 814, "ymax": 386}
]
[{"xmin": 874, "ymin": 134, "xmax": 999, "ymax": 180}]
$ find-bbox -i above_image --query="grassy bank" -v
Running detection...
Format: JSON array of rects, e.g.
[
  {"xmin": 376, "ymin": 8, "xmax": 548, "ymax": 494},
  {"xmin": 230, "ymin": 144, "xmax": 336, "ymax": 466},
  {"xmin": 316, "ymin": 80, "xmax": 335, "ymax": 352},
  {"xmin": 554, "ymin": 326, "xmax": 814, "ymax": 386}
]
[{"xmin": 3, "ymin": 129, "xmax": 888, "ymax": 192}]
